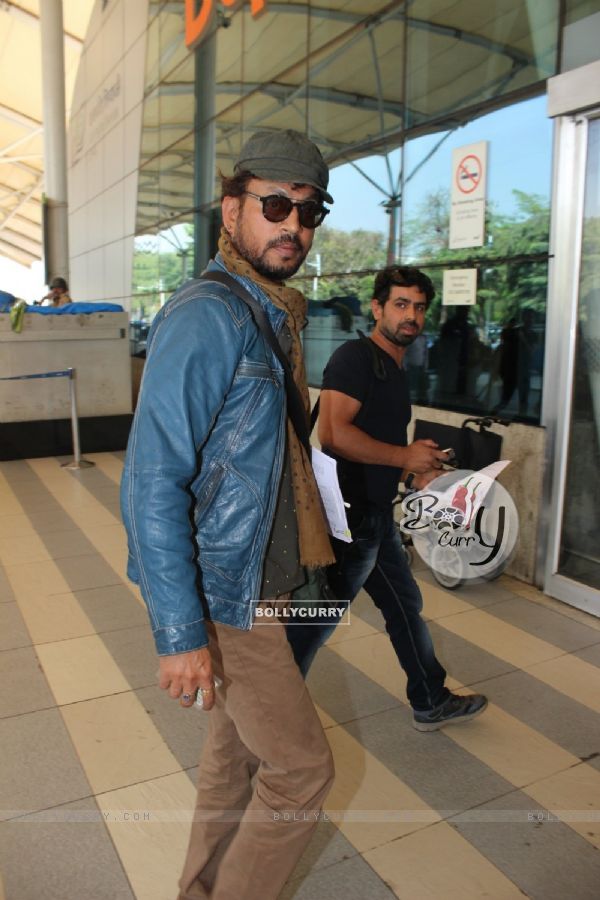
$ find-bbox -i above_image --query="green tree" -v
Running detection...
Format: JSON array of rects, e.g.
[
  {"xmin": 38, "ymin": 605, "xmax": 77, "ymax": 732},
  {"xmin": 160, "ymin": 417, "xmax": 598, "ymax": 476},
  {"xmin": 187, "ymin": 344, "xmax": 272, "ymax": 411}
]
[
  {"xmin": 401, "ymin": 189, "xmax": 550, "ymax": 331},
  {"xmin": 296, "ymin": 226, "xmax": 387, "ymax": 313}
]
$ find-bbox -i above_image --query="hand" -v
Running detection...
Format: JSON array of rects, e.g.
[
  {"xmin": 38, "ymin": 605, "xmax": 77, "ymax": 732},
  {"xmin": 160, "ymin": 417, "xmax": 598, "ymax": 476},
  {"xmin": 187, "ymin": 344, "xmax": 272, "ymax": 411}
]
[
  {"xmin": 402, "ymin": 440, "xmax": 449, "ymax": 474},
  {"xmin": 158, "ymin": 647, "xmax": 215, "ymax": 711}
]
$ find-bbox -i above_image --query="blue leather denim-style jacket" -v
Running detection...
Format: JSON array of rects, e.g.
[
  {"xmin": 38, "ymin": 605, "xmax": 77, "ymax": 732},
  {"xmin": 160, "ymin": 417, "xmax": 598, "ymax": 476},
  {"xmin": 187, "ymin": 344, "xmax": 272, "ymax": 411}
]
[{"xmin": 120, "ymin": 256, "xmax": 288, "ymax": 655}]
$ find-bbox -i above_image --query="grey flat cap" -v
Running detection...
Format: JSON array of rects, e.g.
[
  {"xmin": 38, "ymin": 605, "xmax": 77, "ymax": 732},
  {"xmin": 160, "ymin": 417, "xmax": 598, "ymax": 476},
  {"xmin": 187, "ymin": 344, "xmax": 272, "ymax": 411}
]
[{"xmin": 234, "ymin": 129, "xmax": 333, "ymax": 204}]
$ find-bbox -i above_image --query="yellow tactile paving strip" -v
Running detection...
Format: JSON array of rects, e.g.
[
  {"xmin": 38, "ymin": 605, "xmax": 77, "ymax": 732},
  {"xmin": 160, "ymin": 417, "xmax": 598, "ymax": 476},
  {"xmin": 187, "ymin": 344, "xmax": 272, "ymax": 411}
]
[{"xmin": 2, "ymin": 453, "xmax": 600, "ymax": 900}]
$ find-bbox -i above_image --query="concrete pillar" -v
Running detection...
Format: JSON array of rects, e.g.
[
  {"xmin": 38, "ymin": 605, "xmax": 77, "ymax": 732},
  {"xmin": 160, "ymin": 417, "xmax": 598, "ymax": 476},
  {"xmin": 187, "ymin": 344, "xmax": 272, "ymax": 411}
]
[
  {"xmin": 194, "ymin": 27, "xmax": 217, "ymax": 275},
  {"xmin": 39, "ymin": 0, "xmax": 69, "ymax": 285}
]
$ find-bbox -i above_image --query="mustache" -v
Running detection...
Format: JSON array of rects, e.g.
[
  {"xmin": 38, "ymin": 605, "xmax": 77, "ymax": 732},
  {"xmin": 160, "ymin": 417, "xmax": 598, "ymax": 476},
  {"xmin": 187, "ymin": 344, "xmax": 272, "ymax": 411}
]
[{"xmin": 266, "ymin": 234, "xmax": 303, "ymax": 251}]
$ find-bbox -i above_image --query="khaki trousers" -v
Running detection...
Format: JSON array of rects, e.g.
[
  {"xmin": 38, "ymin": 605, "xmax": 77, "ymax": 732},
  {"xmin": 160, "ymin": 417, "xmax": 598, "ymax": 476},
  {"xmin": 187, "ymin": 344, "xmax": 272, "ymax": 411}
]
[{"xmin": 178, "ymin": 599, "xmax": 334, "ymax": 900}]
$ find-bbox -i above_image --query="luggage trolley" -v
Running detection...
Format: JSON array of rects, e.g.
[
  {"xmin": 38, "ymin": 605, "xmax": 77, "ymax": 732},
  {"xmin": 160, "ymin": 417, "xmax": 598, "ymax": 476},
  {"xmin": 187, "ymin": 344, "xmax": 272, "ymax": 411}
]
[{"xmin": 394, "ymin": 415, "xmax": 510, "ymax": 589}]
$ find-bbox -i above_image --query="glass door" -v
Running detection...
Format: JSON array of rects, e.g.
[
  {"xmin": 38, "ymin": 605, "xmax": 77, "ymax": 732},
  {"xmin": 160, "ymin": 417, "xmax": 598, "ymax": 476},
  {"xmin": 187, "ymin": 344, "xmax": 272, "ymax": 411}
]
[{"xmin": 544, "ymin": 112, "xmax": 600, "ymax": 616}]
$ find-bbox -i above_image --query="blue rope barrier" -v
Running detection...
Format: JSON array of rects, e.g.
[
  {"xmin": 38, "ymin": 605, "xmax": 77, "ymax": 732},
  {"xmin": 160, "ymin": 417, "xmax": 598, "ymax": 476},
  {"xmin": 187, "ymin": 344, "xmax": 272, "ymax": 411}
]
[{"xmin": 0, "ymin": 369, "xmax": 72, "ymax": 381}]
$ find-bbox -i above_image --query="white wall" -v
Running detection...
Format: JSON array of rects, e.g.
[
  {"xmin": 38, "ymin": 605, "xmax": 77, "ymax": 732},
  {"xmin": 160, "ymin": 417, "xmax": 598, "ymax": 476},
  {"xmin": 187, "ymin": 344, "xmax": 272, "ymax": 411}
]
[{"xmin": 68, "ymin": 0, "xmax": 149, "ymax": 309}]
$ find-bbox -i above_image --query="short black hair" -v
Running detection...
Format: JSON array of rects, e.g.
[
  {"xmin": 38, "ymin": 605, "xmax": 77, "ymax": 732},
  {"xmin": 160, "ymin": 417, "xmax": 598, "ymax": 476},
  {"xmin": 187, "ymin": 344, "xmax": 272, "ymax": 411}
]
[
  {"xmin": 220, "ymin": 169, "xmax": 253, "ymax": 201},
  {"xmin": 373, "ymin": 266, "xmax": 435, "ymax": 307},
  {"xmin": 50, "ymin": 277, "xmax": 68, "ymax": 291}
]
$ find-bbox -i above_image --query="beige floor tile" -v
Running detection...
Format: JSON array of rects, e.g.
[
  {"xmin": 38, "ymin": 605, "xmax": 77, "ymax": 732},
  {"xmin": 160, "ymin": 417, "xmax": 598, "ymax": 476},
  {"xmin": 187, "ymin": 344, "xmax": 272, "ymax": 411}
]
[
  {"xmin": 446, "ymin": 701, "xmax": 577, "ymax": 788},
  {"xmin": 83, "ymin": 530, "xmax": 129, "ymax": 582},
  {"xmin": 0, "ymin": 494, "xmax": 25, "ymax": 517},
  {"xmin": 524, "ymin": 655, "xmax": 600, "ymax": 714},
  {"xmin": 501, "ymin": 575, "xmax": 600, "ymax": 633},
  {"xmin": 322, "ymin": 717, "xmax": 439, "ymax": 852},
  {"xmin": 316, "ymin": 706, "xmax": 338, "ymax": 730},
  {"xmin": 416, "ymin": 578, "xmax": 473, "ymax": 620},
  {"xmin": 329, "ymin": 630, "xmax": 461, "ymax": 700},
  {"xmin": 85, "ymin": 522, "xmax": 129, "ymax": 550},
  {"xmin": 330, "ymin": 632, "xmax": 406, "ymax": 700},
  {"xmin": 11, "ymin": 588, "xmax": 95, "ymax": 644},
  {"xmin": 26, "ymin": 460, "xmax": 127, "ymax": 585},
  {"xmin": 3, "ymin": 558, "xmax": 75, "ymax": 597},
  {"xmin": 364, "ymin": 821, "xmax": 524, "ymax": 899},
  {"xmin": 27, "ymin": 459, "xmax": 120, "ymax": 527},
  {"xmin": 325, "ymin": 609, "xmax": 378, "ymax": 645},
  {"xmin": 439, "ymin": 608, "xmax": 563, "ymax": 669},
  {"xmin": 0, "ymin": 532, "xmax": 53, "ymax": 566},
  {"xmin": 36, "ymin": 634, "xmax": 131, "ymax": 704},
  {"xmin": 0, "ymin": 514, "xmax": 35, "ymax": 538},
  {"xmin": 86, "ymin": 452, "xmax": 124, "ymax": 485},
  {"xmin": 96, "ymin": 772, "xmax": 196, "ymax": 900},
  {"xmin": 61, "ymin": 692, "xmax": 181, "ymax": 794},
  {"xmin": 525, "ymin": 763, "xmax": 600, "ymax": 850}
]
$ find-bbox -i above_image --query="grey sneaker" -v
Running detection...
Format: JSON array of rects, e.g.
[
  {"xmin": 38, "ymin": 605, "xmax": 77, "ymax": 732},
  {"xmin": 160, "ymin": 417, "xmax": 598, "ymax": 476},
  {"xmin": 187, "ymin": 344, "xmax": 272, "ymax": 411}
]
[{"xmin": 413, "ymin": 692, "xmax": 488, "ymax": 732}]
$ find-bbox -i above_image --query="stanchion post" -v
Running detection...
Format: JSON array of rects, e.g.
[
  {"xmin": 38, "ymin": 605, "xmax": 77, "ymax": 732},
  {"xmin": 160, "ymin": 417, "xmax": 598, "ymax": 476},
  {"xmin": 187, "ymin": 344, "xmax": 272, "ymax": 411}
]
[{"xmin": 61, "ymin": 367, "xmax": 94, "ymax": 470}]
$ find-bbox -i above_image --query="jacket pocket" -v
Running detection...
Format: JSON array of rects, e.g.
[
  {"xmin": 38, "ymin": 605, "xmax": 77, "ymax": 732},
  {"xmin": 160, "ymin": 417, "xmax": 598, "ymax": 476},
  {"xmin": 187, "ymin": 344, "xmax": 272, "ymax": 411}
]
[{"xmin": 195, "ymin": 463, "xmax": 264, "ymax": 584}]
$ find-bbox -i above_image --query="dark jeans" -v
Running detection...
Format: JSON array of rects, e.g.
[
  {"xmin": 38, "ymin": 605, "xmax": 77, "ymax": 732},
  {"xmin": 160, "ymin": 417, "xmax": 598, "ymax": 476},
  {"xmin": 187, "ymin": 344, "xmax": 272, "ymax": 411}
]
[{"xmin": 287, "ymin": 505, "xmax": 449, "ymax": 711}]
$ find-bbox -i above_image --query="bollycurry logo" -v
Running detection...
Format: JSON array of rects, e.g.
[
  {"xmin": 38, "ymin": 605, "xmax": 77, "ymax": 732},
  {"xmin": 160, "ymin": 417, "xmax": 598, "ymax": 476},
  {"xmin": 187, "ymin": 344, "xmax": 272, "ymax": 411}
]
[
  {"xmin": 185, "ymin": 0, "xmax": 267, "ymax": 49},
  {"xmin": 399, "ymin": 467, "xmax": 519, "ymax": 584}
]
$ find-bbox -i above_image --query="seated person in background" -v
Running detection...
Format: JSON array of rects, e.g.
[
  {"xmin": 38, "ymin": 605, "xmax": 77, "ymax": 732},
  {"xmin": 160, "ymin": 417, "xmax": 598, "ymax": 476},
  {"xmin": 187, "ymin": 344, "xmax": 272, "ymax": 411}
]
[{"xmin": 37, "ymin": 277, "xmax": 72, "ymax": 307}]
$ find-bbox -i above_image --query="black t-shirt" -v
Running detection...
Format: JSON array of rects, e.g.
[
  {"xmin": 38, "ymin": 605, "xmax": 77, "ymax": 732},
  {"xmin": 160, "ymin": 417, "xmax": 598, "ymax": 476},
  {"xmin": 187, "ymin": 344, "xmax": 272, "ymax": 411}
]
[{"xmin": 322, "ymin": 338, "xmax": 411, "ymax": 509}]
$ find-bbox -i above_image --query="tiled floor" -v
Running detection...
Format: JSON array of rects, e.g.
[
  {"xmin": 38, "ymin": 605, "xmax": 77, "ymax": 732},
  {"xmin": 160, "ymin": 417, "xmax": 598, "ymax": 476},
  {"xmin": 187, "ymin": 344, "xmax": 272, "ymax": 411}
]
[{"xmin": 1, "ymin": 453, "xmax": 600, "ymax": 900}]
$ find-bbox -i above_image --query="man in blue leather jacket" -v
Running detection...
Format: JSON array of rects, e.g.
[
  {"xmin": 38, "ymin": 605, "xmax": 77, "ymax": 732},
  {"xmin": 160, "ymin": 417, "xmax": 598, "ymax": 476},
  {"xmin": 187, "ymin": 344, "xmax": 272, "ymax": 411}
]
[{"xmin": 121, "ymin": 130, "xmax": 336, "ymax": 900}]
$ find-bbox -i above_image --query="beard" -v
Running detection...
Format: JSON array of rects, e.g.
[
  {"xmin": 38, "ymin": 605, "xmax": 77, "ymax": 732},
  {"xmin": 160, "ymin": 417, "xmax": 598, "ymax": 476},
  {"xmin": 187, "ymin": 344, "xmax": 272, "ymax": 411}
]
[
  {"xmin": 230, "ymin": 227, "xmax": 309, "ymax": 281},
  {"xmin": 379, "ymin": 322, "xmax": 421, "ymax": 347}
]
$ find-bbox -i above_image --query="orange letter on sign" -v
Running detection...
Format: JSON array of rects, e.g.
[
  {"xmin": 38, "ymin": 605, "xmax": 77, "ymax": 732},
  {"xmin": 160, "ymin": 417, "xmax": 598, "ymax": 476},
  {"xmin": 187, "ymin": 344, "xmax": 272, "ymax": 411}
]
[
  {"xmin": 185, "ymin": 0, "xmax": 213, "ymax": 50},
  {"xmin": 185, "ymin": 0, "xmax": 267, "ymax": 49},
  {"xmin": 222, "ymin": 0, "xmax": 266, "ymax": 12}
]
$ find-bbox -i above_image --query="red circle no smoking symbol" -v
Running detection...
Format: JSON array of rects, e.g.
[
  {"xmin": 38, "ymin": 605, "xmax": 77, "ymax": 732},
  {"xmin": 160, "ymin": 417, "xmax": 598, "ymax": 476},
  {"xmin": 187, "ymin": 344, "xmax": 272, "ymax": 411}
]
[{"xmin": 456, "ymin": 154, "xmax": 482, "ymax": 194}]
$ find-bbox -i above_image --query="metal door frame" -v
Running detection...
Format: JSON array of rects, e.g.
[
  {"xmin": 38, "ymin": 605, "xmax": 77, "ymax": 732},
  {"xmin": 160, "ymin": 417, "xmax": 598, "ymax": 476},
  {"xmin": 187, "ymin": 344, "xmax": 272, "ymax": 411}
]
[{"xmin": 541, "ymin": 63, "xmax": 600, "ymax": 616}]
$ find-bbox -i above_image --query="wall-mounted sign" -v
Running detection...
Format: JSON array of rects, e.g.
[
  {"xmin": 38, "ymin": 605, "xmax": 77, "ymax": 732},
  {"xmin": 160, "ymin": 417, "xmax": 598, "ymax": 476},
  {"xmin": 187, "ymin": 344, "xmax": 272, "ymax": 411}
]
[
  {"xmin": 185, "ymin": 0, "xmax": 267, "ymax": 50},
  {"xmin": 442, "ymin": 268, "xmax": 478, "ymax": 306},
  {"xmin": 449, "ymin": 141, "xmax": 488, "ymax": 249}
]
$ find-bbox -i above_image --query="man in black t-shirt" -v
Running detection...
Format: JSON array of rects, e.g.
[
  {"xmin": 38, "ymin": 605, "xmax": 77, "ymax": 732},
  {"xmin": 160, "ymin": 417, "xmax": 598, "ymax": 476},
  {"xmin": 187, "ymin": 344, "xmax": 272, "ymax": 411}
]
[{"xmin": 288, "ymin": 266, "xmax": 488, "ymax": 731}]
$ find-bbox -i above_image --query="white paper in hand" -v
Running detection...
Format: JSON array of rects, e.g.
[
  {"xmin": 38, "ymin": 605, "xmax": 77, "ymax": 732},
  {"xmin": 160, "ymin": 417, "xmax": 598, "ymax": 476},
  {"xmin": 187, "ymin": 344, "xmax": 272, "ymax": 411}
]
[{"xmin": 311, "ymin": 448, "xmax": 352, "ymax": 542}]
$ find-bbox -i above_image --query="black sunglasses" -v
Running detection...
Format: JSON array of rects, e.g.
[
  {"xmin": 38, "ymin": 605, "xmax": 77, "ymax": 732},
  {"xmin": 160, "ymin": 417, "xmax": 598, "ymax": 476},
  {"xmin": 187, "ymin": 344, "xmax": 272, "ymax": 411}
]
[{"xmin": 244, "ymin": 191, "xmax": 329, "ymax": 228}]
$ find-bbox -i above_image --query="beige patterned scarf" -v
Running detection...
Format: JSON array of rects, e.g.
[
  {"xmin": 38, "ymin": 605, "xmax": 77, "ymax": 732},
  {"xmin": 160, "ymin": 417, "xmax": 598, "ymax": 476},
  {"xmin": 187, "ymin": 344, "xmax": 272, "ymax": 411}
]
[{"xmin": 218, "ymin": 227, "xmax": 334, "ymax": 567}]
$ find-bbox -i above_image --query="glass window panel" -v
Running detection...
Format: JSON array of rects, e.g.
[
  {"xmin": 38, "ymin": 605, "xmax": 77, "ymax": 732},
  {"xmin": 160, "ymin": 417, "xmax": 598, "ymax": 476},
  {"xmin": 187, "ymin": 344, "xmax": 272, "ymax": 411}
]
[
  {"xmin": 299, "ymin": 272, "xmax": 377, "ymax": 386},
  {"xmin": 157, "ymin": 5, "xmax": 192, "ymax": 84},
  {"xmin": 156, "ymin": 132, "xmax": 195, "ymax": 225},
  {"xmin": 321, "ymin": 150, "xmax": 401, "ymax": 262},
  {"xmin": 238, "ymin": 5, "xmax": 310, "ymax": 90},
  {"xmin": 131, "ymin": 233, "xmax": 160, "ymax": 326},
  {"xmin": 131, "ymin": 217, "xmax": 195, "ymax": 330},
  {"xmin": 564, "ymin": 0, "xmax": 600, "ymax": 26},
  {"xmin": 406, "ymin": 0, "xmax": 560, "ymax": 127},
  {"xmin": 144, "ymin": 6, "xmax": 162, "ymax": 96},
  {"xmin": 401, "ymin": 95, "xmax": 552, "ymax": 259},
  {"xmin": 306, "ymin": 14, "xmax": 405, "ymax": 157},
  {"xmin": 421, "ymin": 262, "xmax": 546, "ymax": 420}
]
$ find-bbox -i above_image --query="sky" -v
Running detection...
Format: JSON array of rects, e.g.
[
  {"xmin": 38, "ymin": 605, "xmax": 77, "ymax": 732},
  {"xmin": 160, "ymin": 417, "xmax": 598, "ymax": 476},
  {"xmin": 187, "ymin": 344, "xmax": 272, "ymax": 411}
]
[
  {"xmin": 325, "ymin": 95, "xmax": 553, "ymax": 235},
  {"xmin": 0, "ymin": 257, "xmax": 44, "ymax": 304}
]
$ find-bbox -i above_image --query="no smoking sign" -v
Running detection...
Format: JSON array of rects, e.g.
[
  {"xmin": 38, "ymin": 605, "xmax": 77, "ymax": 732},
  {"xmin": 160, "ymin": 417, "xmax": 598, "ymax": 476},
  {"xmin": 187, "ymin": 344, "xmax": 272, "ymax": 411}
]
[
  {"xmin": 449, "ymin": 141, "xmax": 488, "ymax": 248},
  {"xmin": 456, "ymin": 154, "xmax": 482, "ymax": 194}
]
